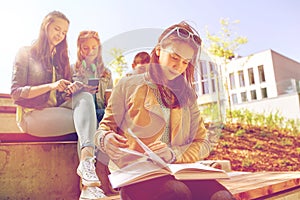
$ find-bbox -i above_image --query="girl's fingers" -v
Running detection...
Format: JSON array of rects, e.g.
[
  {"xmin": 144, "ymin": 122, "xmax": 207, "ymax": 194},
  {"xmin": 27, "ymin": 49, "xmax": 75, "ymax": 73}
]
[
  {"xmin": 148, "ymin": 141, "xmax": 167, "ymax": 151},
  {"xmin": 106, "ymin": 142, "xmax": 127, "ymax": 159}
]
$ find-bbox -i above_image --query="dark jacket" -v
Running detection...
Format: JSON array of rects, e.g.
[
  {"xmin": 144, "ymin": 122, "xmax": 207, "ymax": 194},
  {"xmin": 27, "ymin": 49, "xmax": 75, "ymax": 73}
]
[{"xmin": 11, "ymin": 46, "xmax": 66, "ymax": 109}]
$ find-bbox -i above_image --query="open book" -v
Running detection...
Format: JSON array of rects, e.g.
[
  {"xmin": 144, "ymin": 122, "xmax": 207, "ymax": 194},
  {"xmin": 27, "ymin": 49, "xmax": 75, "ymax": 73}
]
[{"xmin": 108, "ymin": 129, "xmax": 229, "ymax": 188}]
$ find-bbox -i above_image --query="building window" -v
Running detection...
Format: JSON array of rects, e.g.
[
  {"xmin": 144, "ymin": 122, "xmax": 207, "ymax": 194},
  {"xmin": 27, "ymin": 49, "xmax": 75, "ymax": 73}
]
[
  {"xmin": 202, "ymin": 82, "xmax": 209, "ymax": 94},
  {"xmin": 250, "ymin": 90, "xmax": 257, "ymax": 100},
  {"xmin": 194, "ymin": 68, "xmax": 200, "ymax": 96},
  {"xmin": 241, "ymin": 92, "xmax": 247, "ymax": 102},
  {"xmin": 231, "ymin": 93, "xmax": 238, "ymax": 104},
  {"xmin": 200, "ymin": 61, "xmax": 209, "ymax": 94},
  {"xmin": 261, "ymin": 87, "xmax": 267, "ymax": 98},
  {"xmin": 238, "ymin": 70, "xmax": 245, "ymax": 87},
  {"xmin": 229, "ymin": 72, "xmax": 236, "ymax": 89},
  {"xmin": 258, "ymin": 65, "xmax": 265, "ymax": 83},
  {"xmin": 248, "ymin": 68, "xmax": 255, "ymax": 85},
  {"xmin": 209, "ymin": 62, "xmax": 216, "ymax": 92}
]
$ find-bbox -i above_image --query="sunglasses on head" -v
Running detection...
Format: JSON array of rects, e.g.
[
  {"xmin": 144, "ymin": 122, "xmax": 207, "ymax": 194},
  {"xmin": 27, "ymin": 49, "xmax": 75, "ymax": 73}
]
[
  {"xmin": 161, "ymin": 48, "xmax": 193, "ymax": 63},
  {"xmin": 161, "ymin": 27, "xmax": 202, "ymax": 47}
]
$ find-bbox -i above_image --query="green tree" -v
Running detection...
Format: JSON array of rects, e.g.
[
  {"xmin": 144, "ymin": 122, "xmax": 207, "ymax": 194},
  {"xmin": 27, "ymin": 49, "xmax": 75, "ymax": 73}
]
[
  {"xmin": 108, "ymin": 48, "xmax": 128, "ymax": 85},
  {"xmin": 205, "ymin": 18, "xmax": 248, "ymax": 60},
  {"xmin": 205, "ymin": 18, "xmax": 248, "ymax": 122}
]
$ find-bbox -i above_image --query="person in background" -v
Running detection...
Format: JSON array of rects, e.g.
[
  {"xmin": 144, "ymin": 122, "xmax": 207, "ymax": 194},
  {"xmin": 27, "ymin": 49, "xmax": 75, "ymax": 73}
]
[
  {"xmin": 72, "ymin": 30, "xmax": 116, "ymax": 196},
  {"xmin": 95, "ymin": 21, "xmax": 235, "ymax": 200},
  {"xmin": 73, "ymin": 30, "xmax": 113, "ymax": 123},
  {"xmin": 126, "ymin": 51, "xmax": 150, "ymax": 76},
  {"xmin": 10, "ymin": 11, "xmax": 106, "ymax": 199}
]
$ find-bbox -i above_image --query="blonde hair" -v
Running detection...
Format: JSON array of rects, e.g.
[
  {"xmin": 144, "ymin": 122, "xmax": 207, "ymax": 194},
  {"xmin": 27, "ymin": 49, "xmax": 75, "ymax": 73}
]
[{"xmin": 74, "ymin": 30, "xmax": 107, "ymax": 78}]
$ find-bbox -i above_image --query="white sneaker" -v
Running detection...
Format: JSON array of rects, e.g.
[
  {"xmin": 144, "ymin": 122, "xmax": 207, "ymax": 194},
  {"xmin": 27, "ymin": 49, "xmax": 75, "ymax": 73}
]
[
  {"xmin": 79, "ymin": 186, "xmax": 107, "ymax": 199},
  {"xmin": 77, "ymin": 157, "xmax": 101, "ymax": 187}
]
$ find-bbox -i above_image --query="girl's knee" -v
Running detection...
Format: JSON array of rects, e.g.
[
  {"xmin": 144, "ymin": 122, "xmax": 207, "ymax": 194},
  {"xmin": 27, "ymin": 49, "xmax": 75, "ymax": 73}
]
[
  {"xmin": 120, "ymin": 179, "xmax": 192, "ymax": 200},
  {"xmin": 158, "ymin": 180, "xmax": 192, "ymax": 200},
  {"xmin": 76, "ymin": 91, "xmax": 93, "ymax": 101}
]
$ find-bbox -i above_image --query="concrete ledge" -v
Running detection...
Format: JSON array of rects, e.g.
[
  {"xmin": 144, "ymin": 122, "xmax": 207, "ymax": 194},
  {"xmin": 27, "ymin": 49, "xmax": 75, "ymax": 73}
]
[
  {"xmin": 0, "ymin": 106, "xmax": 16, "ymax": 113},
  {"xmin": 0, "ymin": 141, "xmax": 80, "ymax": 199},
  {"xmin": 0, "ymin": 112, "xmax": 21, "ymax": 134},
  {"xmin": 0, "ymin": 93, "xmax": 83, "ymax": 199},
  {"xmin": 0, "ymin": 133, "xmax": 78, "ymax": 143},
  {"xmin": 0, "ymin": 93, "xmax": 20, "ymax": 133}
]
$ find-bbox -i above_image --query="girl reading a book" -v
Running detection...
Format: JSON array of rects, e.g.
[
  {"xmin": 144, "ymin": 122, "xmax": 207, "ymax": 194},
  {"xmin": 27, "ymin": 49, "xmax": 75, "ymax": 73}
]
[{"xmin": 96, "ymin": 21, "xmax": 235, "ymax": 200}]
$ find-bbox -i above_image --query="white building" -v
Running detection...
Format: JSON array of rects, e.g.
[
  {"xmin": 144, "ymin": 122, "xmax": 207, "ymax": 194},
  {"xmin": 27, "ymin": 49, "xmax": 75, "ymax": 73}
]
[
  {"xmin": 195, "ymin": 49, "xmax": 300, "ymax": 121},
  {"xmin": 195, "ymin": 50, "xmax": 227, "ymax": 122}
]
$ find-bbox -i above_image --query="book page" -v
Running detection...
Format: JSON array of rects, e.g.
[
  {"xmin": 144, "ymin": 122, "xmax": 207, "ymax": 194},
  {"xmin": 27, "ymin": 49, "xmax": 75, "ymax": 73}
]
[
  {"xmin": 118, "ymin": 147, "xmax": 148, "ymax": 158},
  {"xmin": 109, "ymin": 160, "xmax": 170, "ymax": 188},
  {"xmin": 167, "ymin": 163, "xmax": 229, "ymax": 180},
  {"xmin": 168, "ymin": 163, "xmax": 226, "ymax": 174},
  {"xmin": 127, "ymin": 128, "xmax": 167, "ymax": 167},
  {"xmin": 109, "ymin": 129, "xmax": 229, "ymax": 188}
]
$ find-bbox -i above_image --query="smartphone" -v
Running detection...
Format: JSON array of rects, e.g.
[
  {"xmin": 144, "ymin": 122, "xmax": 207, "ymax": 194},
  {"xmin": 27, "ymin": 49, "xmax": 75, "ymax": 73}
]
[{"xmin": 88, "ymin": 78, "xmax": 100, "ymax": 86}]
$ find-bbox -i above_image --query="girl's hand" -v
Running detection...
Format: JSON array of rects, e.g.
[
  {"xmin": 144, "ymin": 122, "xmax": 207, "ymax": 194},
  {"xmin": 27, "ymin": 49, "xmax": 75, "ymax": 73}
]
[
  {"xmin": 104, "ymin": 132, "xmax": 129, "ymax": 160},
  {"xmin": 64, "ymin": 81, "xmax": 84, "ymax": 95},
  {"xmin": 50, "ymin": 79, "xmax": 72, "ymax": 92},
  {"xmin": 83, "ymin": 85, "xmax": 98, "ymax": 94},
  {"xmin": 148, "ymin": 141, "xmax": 173, "ymax": 163}
]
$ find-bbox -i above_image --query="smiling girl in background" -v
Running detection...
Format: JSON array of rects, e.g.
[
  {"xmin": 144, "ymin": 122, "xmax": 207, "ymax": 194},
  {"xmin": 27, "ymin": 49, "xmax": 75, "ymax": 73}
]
[{"xmin": 73, "ymin": 30, "xmax": 113, "ymax": 123}]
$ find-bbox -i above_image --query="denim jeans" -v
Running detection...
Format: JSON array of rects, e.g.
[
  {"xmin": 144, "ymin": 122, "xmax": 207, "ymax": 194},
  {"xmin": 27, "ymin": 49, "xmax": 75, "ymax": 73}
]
[{"xmin": 20, "ymin": 92, "xmax": 97, "ymax": 150}]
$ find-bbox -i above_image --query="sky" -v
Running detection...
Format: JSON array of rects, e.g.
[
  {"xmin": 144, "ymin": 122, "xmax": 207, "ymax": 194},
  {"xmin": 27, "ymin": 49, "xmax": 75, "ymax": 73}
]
[{"xmin": 1, "ymin": 0, "xmax": 300, "ymax": 93}]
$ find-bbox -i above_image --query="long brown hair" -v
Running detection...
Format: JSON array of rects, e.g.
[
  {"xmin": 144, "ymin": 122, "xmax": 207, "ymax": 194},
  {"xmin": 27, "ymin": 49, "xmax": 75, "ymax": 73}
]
[
  {"xmin": 149, "ymin": 21, "xmax": 201, "ymax": 108},
  {"xmin": 74, "ymin": 30, "xmax": 107, "ymax": 78},
  {"xmin": 30, "ymin": 11, "xmax": 71, "ymax": 80}
]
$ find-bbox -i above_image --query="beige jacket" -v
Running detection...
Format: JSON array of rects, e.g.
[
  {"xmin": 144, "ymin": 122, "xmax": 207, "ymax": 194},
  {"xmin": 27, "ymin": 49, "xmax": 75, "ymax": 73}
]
[{"xmin": 96, "ymin": 74, "xmax": 211, "ymax": 165}]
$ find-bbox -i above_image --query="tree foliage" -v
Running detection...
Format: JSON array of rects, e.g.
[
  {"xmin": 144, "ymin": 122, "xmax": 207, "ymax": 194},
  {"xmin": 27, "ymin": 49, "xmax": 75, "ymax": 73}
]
[
  {"xmin": 108, "ymin": 48, "xmax": 128, "ymax": 79},
  {"xmin": 205, "ymin": 18, "xmax": 248, "ymax": 62},
  {"xmin": 204, "ymin": 18, "xmax": 248, "ymax": 122}
]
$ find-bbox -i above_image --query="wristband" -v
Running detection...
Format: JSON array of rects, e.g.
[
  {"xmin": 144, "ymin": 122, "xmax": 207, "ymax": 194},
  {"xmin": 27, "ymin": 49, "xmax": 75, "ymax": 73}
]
[
  {"xmin": 99, "ymin": 131, "xmax": 113, "ymax": 153},
  {"xmin": 168, "ymin": 148, "xmax": 177, "ymax": 163}
]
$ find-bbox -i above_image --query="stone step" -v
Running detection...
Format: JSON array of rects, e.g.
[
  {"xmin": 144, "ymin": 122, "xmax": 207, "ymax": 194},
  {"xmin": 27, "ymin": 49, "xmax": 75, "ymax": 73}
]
[
  {"xmin": 0, "ymin": 93, "xmax": 15, "ymax": 107},
  {"xmin": 0, "ymin": 112, "xmax": 22, "ymax": 133},
  {"xmin": 0, "ymin": 141, "xmax": 80, "ymax": 199},
  {"xmin": 0, "ymin": 93, "xmax": 20, "ymax": 134}
]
